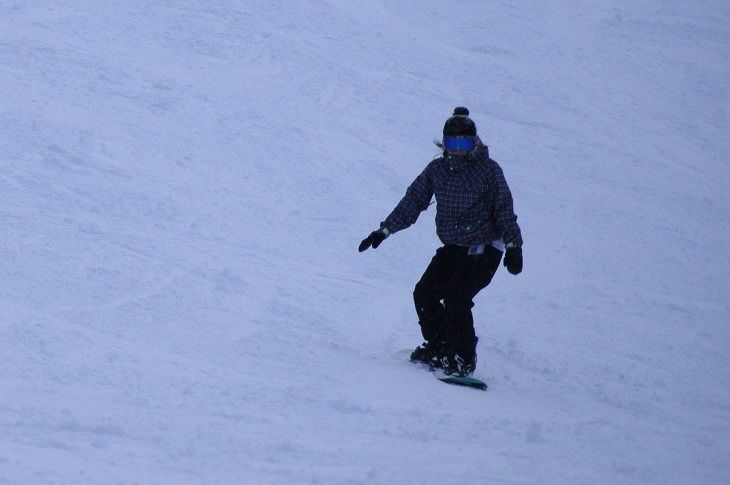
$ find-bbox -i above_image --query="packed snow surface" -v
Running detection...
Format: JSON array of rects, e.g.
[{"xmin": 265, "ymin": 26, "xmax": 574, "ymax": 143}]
[{"xmin": 1, "ymin": 1, "xmax": 729, "ymax": 483}]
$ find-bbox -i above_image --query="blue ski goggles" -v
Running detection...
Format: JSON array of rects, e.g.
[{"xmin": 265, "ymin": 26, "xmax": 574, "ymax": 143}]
[{"xmin": 443, "ymin": 136, "xmax": 476, "ymax": 153}]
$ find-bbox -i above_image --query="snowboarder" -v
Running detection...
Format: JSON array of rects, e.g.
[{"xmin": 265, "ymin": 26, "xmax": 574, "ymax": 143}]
[{"xmin": 359, "ymin": 107, "xmax": 523, "ymax": 377}]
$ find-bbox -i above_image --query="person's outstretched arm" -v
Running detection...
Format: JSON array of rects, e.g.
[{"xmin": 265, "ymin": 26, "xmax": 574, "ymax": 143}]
[{"xmin": 359, "ymin": 164, "xmax": 434, "ymax": 252}]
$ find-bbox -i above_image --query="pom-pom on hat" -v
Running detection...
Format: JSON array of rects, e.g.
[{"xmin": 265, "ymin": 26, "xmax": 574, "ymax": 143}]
[{"xmin": 443, "ymin": 107, "xmax": 477, "ymax": 137}]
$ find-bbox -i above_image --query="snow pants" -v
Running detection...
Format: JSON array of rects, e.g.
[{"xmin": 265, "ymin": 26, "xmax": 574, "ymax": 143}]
[{"xmin": 413, "ymin": 244, "xmax": 502, "ymax": 359}]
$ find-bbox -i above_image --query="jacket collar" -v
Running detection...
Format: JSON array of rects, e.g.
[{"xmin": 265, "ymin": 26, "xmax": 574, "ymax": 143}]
[{"xmin": 444, "ymin": 145, "xmax": 488, "ymax": 171}]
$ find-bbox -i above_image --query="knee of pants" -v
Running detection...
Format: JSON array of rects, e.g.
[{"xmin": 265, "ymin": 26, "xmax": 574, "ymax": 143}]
[
  {"xmin": 413, "ymin": 281, "xmax": 432, "ymax": 304},
  {"xmin": 443, "ymin": 294, "xmax": 474, "ymax": 312}
]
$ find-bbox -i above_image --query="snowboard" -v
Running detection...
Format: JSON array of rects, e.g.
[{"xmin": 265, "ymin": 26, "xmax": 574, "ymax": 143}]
[
  {"xmin": 396, "ymin": 349, "xmax": 487, "ymax": 391},
  {"xmin": 433, "ymin": 372, "xmax": 487, "ymax": 390}
]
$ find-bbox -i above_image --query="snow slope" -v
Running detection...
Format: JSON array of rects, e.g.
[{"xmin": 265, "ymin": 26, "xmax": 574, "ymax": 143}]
[{"xmin": 1, "ymin": 1, "xmax": 728, "ymax": 483}]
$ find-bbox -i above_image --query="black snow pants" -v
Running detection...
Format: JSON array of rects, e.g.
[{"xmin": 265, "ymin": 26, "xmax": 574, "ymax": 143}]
[{"xmin": 413, "ymin": 244, "xmax": 502, "ymax": 360}]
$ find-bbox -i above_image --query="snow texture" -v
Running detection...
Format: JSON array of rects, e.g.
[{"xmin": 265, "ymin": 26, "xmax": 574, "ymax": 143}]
[{"xmin": 1, "ymin": 1, "xmax": 729, "ymax": 483}]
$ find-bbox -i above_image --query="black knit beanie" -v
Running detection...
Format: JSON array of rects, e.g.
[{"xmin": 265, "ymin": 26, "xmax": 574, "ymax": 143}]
[{"xmin": 443, "ymin": 107, "xmax": 477, "ymax": 137}]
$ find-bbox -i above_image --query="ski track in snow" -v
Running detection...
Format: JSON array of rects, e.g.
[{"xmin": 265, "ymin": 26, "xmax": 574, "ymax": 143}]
[{"xmin": 1, "ymin": 1, "xmax": 729, "ymax": 483}]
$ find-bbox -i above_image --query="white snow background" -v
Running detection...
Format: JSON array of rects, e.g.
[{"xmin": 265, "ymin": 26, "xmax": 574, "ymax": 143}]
[{"xmin": 1, "ymin": 1, "xmax": 729, "ymax": 483}]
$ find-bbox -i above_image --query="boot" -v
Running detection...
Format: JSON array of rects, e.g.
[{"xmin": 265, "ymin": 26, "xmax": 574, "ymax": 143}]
[
  {"xmin": 410, "ymin": 340, "xmax": 446, "ymax": 365},
  {"xmin": 441, "ymin": 337, "xmax": 478, "ymax": 376}
]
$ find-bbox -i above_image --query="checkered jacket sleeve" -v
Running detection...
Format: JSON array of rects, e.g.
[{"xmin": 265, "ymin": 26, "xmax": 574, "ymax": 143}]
[
  {"xmin": 489, "ymin": 160, "xmax": 523, "ymax": 247},
  {"xmin": 380, "ymin": 163, "xmax": 434, "ymax": 234}
]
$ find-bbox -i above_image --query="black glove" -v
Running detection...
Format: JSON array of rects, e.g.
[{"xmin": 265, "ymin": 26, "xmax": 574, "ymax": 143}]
[
  {"xmin": 359, "ymin": 229, "xmax": 388, "ymax": 252},
  {"xmin": 503, "ymin": 245, "xmax": 522, "ymax": 275}
]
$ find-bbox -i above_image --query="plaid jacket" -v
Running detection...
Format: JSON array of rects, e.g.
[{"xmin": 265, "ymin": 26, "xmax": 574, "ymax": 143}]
[{"xmin": 380, "ymin": 146, "xmax": 523, "ymax": 247}]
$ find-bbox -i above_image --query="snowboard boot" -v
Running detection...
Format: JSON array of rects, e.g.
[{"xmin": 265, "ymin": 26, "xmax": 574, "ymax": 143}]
[
  {"xmin": 440, "ymin": 337, "xmax": 478, "ymax": 376},
  {"xmin": 441, "ymin": 353, "xmax": 477, "ymax": 377},
  {"xmin": 410, "ymin": 340, "xmax": 447, "ymax": 366}
]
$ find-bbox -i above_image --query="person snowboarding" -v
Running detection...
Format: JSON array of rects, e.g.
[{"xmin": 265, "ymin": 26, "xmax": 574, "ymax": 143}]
[{"xmin": 359, "ymin": 107, "xmax": 523, "ymax": 377}]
